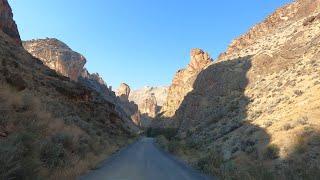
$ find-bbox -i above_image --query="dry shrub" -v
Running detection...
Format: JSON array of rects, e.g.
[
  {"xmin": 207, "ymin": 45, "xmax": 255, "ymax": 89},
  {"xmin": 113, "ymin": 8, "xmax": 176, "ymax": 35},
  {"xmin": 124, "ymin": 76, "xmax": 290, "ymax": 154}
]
[
  {"xmin": 0, "ymin": 85, "xmax": 107, "ymax": 179},
  {"xmin": 263, "ymin": 144, "xmax": 280, "ymax": 160}
]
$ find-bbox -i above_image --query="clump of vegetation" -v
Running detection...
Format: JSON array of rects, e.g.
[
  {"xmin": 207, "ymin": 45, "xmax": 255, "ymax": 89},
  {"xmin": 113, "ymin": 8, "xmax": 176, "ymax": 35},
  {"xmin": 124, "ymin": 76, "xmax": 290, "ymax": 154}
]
[
  {"xmin": 196, "ymin": 150, "xmax": 275, "ymax": 180},
  {"xmin": 145, "ymin": 127, "xmax": 177, "ymax": 140},
  {"xmin": 293, "ymin": 90, "xmax": 303, "ymax": 96},
  {"xmin": 263, "ymin": 144, "xmax": 279, "ymax": 160},
  {"xmin": 282, "ymin": 123, "xmax": 293, "ymax": 131},
  {"xmin": 197, "ymin": 151, "xmax": 224, "ymax": 175},
  {"xmin": 291, "ymin": 136, "xmax": 307, "ymax": 155}
]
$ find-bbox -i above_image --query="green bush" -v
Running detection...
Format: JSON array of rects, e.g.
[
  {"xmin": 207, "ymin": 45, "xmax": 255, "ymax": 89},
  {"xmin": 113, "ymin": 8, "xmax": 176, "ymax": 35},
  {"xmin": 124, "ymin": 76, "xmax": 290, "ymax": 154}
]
[
  {"xmin": 263, "ymin": 144, "xmax": 279, "ymax": 160},
  {"xmin": 197, "ymin": 151, "xmax": 224, "ymax": 175},
  {"xmin": 40, "ymin": 140, "xmax": 69, "ymax": 169},
  {"xmin": 76, "ymin": 136, "xmax": 91, "ymax": 158},
  {"xmin": 0, "ymin": 131, "xmax": 41, "ymax": 179},
  {"xmin": 145, "ymin": 128, "xmax": 177, "ymax": 140},
  {"xmin": 220, "ymin": 161, "xmax": 274, "ymax": 180},
  {"xmin": 51, "ymin": 132, "xmax": 74, "ymax": 150},
  {"xmin": 167, "ymin": 139, "xmax": 182, "ymax": 154},
  {"xmin": 156, "ymin": 135, "xmax": 169, "ymax": 151},
  {"xmin": 0, "ymin": 144, "xmax": 20, "ymax": 180}
]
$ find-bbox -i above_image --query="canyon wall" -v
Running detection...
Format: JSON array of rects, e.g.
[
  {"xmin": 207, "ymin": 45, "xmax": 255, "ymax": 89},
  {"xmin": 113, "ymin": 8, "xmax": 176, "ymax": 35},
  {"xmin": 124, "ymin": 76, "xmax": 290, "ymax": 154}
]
[{"xmin": 161, "ymin": 0, "xmax": 320, "ymax": 177}]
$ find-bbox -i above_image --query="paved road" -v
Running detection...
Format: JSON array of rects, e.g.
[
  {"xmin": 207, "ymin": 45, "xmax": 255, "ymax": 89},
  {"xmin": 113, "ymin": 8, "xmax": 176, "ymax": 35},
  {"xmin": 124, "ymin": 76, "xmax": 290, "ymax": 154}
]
[{"xmin": 79, "ymin": 137, "xmax": 213, "ymax": 180}]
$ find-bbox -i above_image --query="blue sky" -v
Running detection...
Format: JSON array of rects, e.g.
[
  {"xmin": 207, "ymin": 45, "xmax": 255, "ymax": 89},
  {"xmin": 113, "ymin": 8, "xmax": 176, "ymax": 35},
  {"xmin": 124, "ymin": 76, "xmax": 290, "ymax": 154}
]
[{"xmin": 9, "ymin": 0, "xmax": 292, "ymax": 90}]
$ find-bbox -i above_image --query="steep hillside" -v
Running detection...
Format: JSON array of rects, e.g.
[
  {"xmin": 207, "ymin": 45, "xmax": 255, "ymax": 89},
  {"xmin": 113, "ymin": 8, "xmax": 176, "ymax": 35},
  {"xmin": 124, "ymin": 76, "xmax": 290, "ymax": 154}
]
[
  {"xmin": 0, "ymin": 1, "xmax": 137, "ymax": 179},
  {"xmin": 157, "ymin": 0, "xmax": 320, "ymax": 179},
  {"xmin": 23, "ymin": 38, "xmax": 139, "ymax": 132}
]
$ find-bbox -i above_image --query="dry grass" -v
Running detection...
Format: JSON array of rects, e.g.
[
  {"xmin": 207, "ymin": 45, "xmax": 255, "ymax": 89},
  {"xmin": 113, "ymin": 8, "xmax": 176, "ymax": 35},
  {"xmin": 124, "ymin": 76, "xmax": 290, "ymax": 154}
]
[{"xmin": 0, "ymin": 85, "xmax": 130, "ymax": 179}]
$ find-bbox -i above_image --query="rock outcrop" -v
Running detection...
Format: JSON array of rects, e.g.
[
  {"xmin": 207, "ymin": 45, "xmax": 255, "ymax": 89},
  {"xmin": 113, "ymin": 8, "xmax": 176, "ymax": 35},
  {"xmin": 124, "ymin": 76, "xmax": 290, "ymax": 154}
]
[
  {"xmin": 129, "ymin": 86, "xmax": 168, "ymax": 116},
  {"xmin": 140, "ymin": 94, "xmax": 158, "ymax": 118},
  {"xmin": 0, "ymin": 0, "xmax": 20, "ymax": 45},
  {"xmin": 161, "ymin": 48, "xmax": 212, "ymax": 118},
  {"xmin": 116, "ymin": 83, "xmax": 131, "ymax": 101},
  {"xmin": 116, "ymin": 83, "xmax": 141, "ymax": 126},
  {"xmin": 81, "ymin": 68, "xmax": 108, "ymax": 87},
  {"xmin": 23, "ymin": 38, "xmax": 86, "ymax": 81}
]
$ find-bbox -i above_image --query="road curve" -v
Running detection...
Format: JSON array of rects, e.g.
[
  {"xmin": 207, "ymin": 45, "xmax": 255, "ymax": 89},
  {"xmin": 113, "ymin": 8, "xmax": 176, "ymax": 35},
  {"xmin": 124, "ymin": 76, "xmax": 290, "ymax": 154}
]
[{"xmin": 79, "ymin": 137, "xmax": 213, "ymax": 180}]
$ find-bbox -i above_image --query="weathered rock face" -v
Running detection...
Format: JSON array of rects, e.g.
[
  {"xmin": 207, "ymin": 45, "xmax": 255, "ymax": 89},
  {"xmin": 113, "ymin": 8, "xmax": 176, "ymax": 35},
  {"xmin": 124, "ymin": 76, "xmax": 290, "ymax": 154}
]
[
  {"xmin": 116, "ymin": 83, "xmax": 131, "ymax": 101},
  {"xmin": 164, "ymin": 0, "xmax": 320, "ymax": 175},
  {"xmin": 129, "ymin": 86, "xmax": 168, "ymax": 117},
  {"xmin": 23, "ymin": 38, "xmax": 86, "ymax": 81},
  {"xmin": 140, "ymin": 94, "xmax": 157, "ymax": 118},
  {"xmin": 0, "ymin": 0, "xmax": 20, "ymax": 45},
  {"xmin": 116, "ymin": 83, "xmax": 141, "ymax": 126},
  {"xmin": 161, "ymin": 48, "xmax": 212, "ymax": 118}
]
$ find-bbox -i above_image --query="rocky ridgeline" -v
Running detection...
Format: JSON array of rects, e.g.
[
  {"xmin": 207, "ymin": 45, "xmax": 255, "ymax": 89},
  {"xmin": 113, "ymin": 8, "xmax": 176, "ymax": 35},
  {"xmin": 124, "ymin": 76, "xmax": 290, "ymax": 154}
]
[
  {"xmin": 23, "ymin": 38, "xmax": 86, "ymax": 81},
  {"xmin": 219, "ymin": 0, "xmax": 320, "ymax": 61},
  {"xmin": 161, "ymin": 48, "xmax": 212, "ymax": 118},
  {"xmin": 0, "ymin": 0, "xmax": 20, "ymax": 45}
]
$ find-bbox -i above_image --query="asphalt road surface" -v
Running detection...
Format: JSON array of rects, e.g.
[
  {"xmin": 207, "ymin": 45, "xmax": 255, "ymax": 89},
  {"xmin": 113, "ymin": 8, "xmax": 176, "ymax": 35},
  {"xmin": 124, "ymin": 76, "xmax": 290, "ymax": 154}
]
[{"xmin": 79, "ymin": 137, "xmax": 213, "ymax": 180}]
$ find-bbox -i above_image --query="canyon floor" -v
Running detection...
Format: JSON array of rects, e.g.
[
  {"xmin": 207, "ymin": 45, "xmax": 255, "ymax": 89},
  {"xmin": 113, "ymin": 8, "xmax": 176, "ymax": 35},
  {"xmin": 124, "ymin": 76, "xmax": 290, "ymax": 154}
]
[{"xmin": 79, "ymin": 137, "xmax": 212, "ymax": 180}]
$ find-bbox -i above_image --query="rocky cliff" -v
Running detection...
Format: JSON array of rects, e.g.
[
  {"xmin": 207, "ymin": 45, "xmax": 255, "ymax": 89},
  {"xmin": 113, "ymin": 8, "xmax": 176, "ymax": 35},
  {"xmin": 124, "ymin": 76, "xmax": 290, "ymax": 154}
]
[
  {"xmin": 161, "ymin": 48, "xmax": 212, "ymax": 118},
  {"xmin": 161, "ymin": 0, "xmax": 320, "ymax": 178},
  {"xmin": 116, "ymin": 83, "xmax": 141, "ymax": 126},
  {"xmin": 0, "ymin": 0, "xmax": 20, "ymax": 45},
  {"xmin": 130, "ymin": 86, "xmax": 167, "ymax": 114},
  {"xmin": 116, "ymin": 83, "xmax": 131, "ymax": 101},
  {"xmin": 23, "ymin": 38, "xmax": 86, "ymax": 81}
]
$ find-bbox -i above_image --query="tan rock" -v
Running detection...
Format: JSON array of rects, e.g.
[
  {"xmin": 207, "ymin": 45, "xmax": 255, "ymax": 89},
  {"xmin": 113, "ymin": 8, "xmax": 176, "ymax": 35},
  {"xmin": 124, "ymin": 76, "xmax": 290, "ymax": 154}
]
[
  {"xmin": 23, "ymin": 38, "xmax": 86, "ymax": 81},
  {"xmin": 116, "ymin": 83, "xmax": 141, "ymax": 126},
  {"xmin": 161, "ymin": 48, "xmax": 212, "ymax": 117},
  {"xmin": 140, "ymin": 94, "xmax": 158, "ymax": 118},
  {"xmin": 116, "ymin": 83, "xmax": 131, "ymax": 101},
  {"xmin": 129, "ymin": 86, "xmax": 168, "ymax": 117}
]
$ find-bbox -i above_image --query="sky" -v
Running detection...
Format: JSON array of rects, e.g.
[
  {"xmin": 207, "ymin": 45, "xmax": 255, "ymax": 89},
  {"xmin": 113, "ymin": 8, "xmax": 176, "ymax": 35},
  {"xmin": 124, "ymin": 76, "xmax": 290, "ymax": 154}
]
[{"xmin": 9, "ymin": 0, "xmax": 292, "ymax": 90}]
